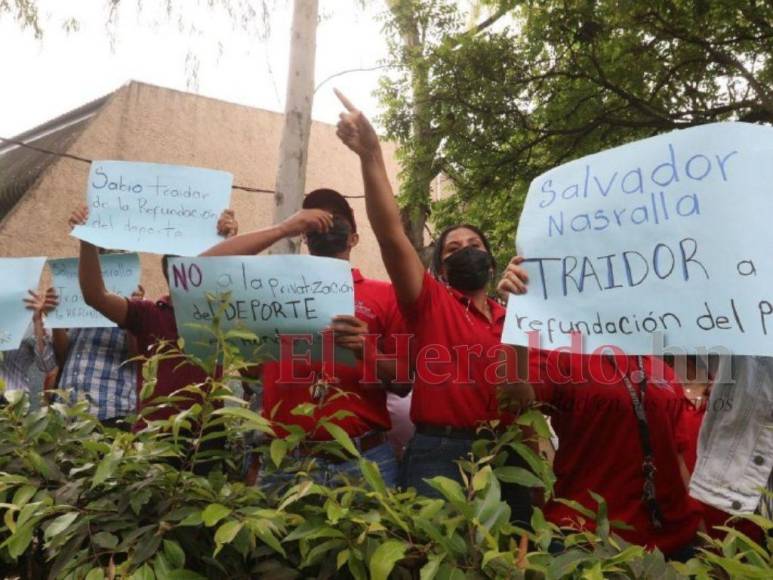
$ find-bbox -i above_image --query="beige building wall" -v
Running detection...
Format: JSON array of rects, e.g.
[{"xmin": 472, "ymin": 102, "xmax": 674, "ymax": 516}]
[{"xmin": 0, "ymin": 82, "xmax": 402, "ymax": 297}]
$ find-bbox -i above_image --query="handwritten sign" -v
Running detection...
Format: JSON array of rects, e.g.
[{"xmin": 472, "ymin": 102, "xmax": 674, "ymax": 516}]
[
  {"xmin": 47, "ymin": 253, "xmax": 141, "ymax": 328},
  {"xmin": 168, "ymin": 255, "xmax": 355, "ymax": 361},
  {"xmin": 71, "ymin": 161, "xmax": 233, "ymax": 256},
  {"xmin": 502, "ymin": 122, "xmax": 773, "ymax": 355},
  {"xmin": 0, "ymin": 258, "xmax": 46, "ymax": 352}
]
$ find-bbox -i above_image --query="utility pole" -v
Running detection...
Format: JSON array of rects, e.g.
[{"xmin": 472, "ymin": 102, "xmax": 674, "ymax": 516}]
[{"xmin": 270, "ymin": 0, "xmax": 319, "ymax": 254}]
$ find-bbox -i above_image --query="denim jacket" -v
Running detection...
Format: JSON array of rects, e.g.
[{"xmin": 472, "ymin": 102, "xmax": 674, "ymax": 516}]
[{"xmin": 690, "ymin": 356, "xmax": 773, "ymax": 515}]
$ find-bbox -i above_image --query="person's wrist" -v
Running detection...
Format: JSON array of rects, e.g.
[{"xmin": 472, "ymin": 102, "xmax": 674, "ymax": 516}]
[
  {"xmin": 358, "ymin": 145, "xmax": 381, "ymax": 162},
  {"xmin": 277, "ymin": 221, "xmax": 295, "ymax": 238}
]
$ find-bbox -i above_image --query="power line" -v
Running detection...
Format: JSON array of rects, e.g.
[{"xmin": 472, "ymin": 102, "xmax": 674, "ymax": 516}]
[{"xmin": 0, "ymin": 136, "xmax": 365, "ymax": 199}]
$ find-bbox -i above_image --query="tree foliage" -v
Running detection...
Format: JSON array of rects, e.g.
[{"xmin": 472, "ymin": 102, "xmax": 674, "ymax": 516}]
[{"xmin": 379, "ymin": 0, "xmax": 773, "ymax": 266}]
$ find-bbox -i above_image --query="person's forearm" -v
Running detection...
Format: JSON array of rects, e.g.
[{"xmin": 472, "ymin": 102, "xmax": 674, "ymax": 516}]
[
  {"xmin": 360, "ymin": 149, "xmax": 403, "ymax": 241},
  {"xmin": 78, "ymin": 242, "xmax": 128, "ymax": 325},
  {"xmin": 359, "ymin": 147, "xmax": 426, "ymax": 304},
  {"xmin": 32, "ymin": 313, "xmax": 47, "ymax": 357},
  {"xmin": 52, "ymin": 329, "xmax": 70, "ymax": 367},
  {"xmin": 200, "ymin": 224, "xmax": 288, "ymax": 256},
  {"xmin": 79, "ymin": 241, "xmax": 106, "ymax": 306}
]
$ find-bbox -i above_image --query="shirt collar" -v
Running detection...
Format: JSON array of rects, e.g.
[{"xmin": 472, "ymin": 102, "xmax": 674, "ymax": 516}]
[
  {"xmin": 352, "ymin": 268, "xmax": 364, "ymax": 283},
  {"xmin": 445, "ymin": 282, "xmax": 506, "ymax": 323}
]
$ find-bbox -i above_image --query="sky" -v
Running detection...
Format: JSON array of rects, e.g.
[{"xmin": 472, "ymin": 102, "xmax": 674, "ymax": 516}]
[{"xmin": 0, "ymin": 0, "xmax": 391, "ymax": 138}]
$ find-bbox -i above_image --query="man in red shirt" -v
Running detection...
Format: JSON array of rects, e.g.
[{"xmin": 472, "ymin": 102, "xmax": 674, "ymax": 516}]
[{"xmin": 202, "ymin": 189, "xmax": 409, "ymax": 488}]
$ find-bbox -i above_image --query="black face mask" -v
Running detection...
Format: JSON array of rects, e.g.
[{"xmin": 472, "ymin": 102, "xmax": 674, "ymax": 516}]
[
  {"xmin": 443, "ymin": 246, "xmax": 493, "ymax": 291},
  {"xmin": 306, "ymin": 215, "xmax": 352, "ymax": 256}
]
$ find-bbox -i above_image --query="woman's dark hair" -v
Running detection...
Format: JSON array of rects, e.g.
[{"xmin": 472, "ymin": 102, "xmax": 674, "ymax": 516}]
[{"xmin": 430, "ymin": 223, "xmax": 496, "ymax": 277}]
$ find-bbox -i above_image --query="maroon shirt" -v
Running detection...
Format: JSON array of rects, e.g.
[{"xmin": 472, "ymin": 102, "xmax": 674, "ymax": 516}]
[{"xmin": 122, "ymin": 296, "xmax": 210, "ymax": 426}]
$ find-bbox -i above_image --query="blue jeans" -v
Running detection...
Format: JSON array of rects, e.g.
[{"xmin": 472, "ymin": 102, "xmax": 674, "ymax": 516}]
[
  {"xmin": 261, "ymin": 441, "xmax": 399, "ymax": 491},
  {"xmin": 401, "ymin": 433, "xmax": 533, "ymax": 526},
  {"xmin": 401, "ymin": 433, "xmax": 472, "ymax": 497}
]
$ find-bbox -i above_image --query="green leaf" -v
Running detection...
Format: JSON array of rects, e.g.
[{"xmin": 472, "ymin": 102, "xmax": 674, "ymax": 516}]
[
  {"xmin": 494, "ymin": 466, "xmax": 544, "ymax": 488},
  {"xmin": 163, "ymin": 539, "xmax": 185, "ymax": 568},
  {"xmin": 214, "ymin": 520, "xmax": 243, "ymax": 547},
  {"xmin": 337, "ymin": 548, "xmax": 351, "ymax": 570},
  {"xmin": 5, "ymin": 521, "xmax": 35, "ymax": 558},
  {"xmin": 420, "ymin": 553, "xmax": 445, "ymax": 580},
  {"xmin": 130, "ymin": 563, "xmax": 155, "ymax": 580},
  {"xmin": 321, "ymin": 422, "xmax": 360, "ymax": 457},
  {"xmin": 369, "ymin": 539, "xmax": 407, "ymax": 580},
  {"xmin": 179, "ymin": 511, "xmax": 203, "ymax": 527},
  {"xmin": 359, "ymin": 459, "xmax": 386, "ymax": 495},
  {"xmin": 290, "ymin": 403, "xmax": 317, "ymax": 416},
  {"xmin": 44, "ymin": 511, "xmax": 79, "ymax": 542},
  {"xmin": 270, "ymin": 438, "xmax": 288, "ymax": 468},
  {"xmin": 201, "ymin": 503, "xmax": 231, "ymax": 527},
  {"xmin": 92, "ymin": 454, "xmax": 116, "ymax": 487},
  {"xmin": 250, "ymin": 519, "xmax": 287, "ymax": 557},
  {"xmin": 27, "ymin": 450, "xmax": 51, "ymax": 479},
  {"xmin": 11, "ymin": 485, "xmax": 37, "ymax": 509},
  {"xmin": 472, "ymin": 466, "xmax": 491, "ymax": 491},
  {"xmin": 425, "ymin": 477, "xmax": 467, "ymax": 512},
  {"xmin": 85, "ymin": 569, "xmax": 105, "ymax": 580},
  {"xmin": 212, "ymin": 407, "xmax": 275, "ymax": 434},
  {"xmin": 92, "ymin": 531, "xmax": 118, "ymax": 549}
]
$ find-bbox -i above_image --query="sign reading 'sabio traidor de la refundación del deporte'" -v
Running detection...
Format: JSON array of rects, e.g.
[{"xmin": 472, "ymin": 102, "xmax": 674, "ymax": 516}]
[
  {"xmin": 502, "ymin": 122, "xmax": 773, "ymax": 355},
  {"xmin": 71, "ymin": 161, "xmax": 232, "ymax": 256}
]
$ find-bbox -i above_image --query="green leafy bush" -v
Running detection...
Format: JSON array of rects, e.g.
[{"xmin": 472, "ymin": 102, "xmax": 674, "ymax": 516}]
[{"xmin": 0, "ymin": 326, "xmax": 770, "ymax": 579}]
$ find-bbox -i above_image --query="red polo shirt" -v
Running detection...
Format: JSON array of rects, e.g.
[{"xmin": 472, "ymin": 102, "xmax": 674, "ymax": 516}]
[
  {"xmin": 123, "ymin": 297, "xmax": 211, "ymax": 426},
  {"xmin": 260, "ymin": 269, "xmax": 403, "ymax": 439},
  {"xmin": 402, "ymin": 272, "xmax": 510, "ymax": 428},
  {"xmin": 530, "ymin": 351, "xmax": 699, "ymax": 553}
]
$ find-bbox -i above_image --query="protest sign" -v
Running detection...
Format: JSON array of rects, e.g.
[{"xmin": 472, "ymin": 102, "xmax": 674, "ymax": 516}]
[
  {"xmin": 71, "ymin": 161, "xmax": 233, "ymax": 256},
  {"xmin": 47, "ymin": 253, "xmax": 141, "ymax": 328},
  {"xmin": 168, "ymin": 255, "xmax": 355, "ymax": 362},
  {"xmin": 502, "ymin": 122, "xmax": 773, "ymax": 355},
  {"xmin": 0, "ymin": 257, "xmax": 46, "ymax": 352}
]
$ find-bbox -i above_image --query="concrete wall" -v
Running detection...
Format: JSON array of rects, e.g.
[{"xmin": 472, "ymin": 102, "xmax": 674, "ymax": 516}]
[{"xmin": 0, "ymin": 81, "xmax": 403, "ymax": 297}]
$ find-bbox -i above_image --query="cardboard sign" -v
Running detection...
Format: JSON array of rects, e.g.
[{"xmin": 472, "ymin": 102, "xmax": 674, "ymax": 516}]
[
  {"xmin": 71, "ymin": 161, "xmax": 232, "ymax": 256},
  {"xmin": 503, "ymin": 122, "xmax": 773, "ymax": 355},
  {"xmin": 48, "ymin": 253, "xmax": 140, "ymax": 328},
  {"xmin": 168, "ymin": 255, "xmax": 355, "ymax": 361},
  {"xmin": 0, "ymin": 258, "xmax": 46, "ymax": 352}
]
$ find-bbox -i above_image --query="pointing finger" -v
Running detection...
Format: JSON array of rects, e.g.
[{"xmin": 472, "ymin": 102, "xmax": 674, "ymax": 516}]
[{"xmin": 334, "ymin": 88, "xmax": 357, "ymax": 112}]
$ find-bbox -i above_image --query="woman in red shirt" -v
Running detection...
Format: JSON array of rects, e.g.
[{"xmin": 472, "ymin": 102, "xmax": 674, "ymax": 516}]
[
  {"xmin": 334, "ymin": 91, "xmax": 533, "ymax": 525},
  {"xmin": 499, "ymin": 259, "xmax": 701, "ymax": 559}
]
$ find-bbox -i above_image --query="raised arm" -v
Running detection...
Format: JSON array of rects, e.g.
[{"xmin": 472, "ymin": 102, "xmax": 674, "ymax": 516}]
[
  {"xmin": 200, "ymin": 209, "xmax": 334, "ymax": 256},
  {"xmin": 334, "ymin": 90, "xmax": 425, "ymax": 307},
  {"xmin": 23, "ymin": 288, "xmax": 58, "ymax": 373},
  {"xmin": 69, "ymin": 206, "xmax": 130, "ymax": 326}
]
